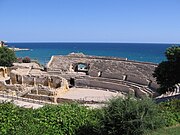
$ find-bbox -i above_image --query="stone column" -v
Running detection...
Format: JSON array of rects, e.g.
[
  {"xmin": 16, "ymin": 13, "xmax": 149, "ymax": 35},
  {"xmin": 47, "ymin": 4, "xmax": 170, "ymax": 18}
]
[
  {"xmin": 48, "ymin": 76, "xmax": 51, "ymax": 88},
  {"xmin": 34, "ymin": 77, "xmax": 36, "ymax": 86}
]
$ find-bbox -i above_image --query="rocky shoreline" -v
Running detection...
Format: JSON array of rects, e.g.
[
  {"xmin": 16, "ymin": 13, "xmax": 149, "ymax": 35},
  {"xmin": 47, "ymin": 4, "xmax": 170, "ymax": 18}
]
[{"xmin": 8, "ymin": 47, "xmax": 30, "ymax": 51}]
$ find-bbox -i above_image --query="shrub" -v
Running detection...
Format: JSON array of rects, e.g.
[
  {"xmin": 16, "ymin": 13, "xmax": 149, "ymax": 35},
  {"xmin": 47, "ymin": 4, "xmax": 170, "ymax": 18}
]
[
  {"xmin": 1, "ymin": 99, "xmax": 179, "ymax": 135},
  {"xmin": 34, "ymin": 103, "xmax": 100, "ymax": 135},
  {"xmin": 22, "ymin": 56, "xmax": 31, "ymax": 63},
  {"xmin": 0, "ymin": 102, "xmax": 100, "ymax": 135},
  {"xmin": 0, "ymin": 102, "xmax": 34, "ymax": 135},
  {"xmin": 158, "ymin": 99, "xmax": 180, "ymax": 126},
  {"xmin": 17, "ymin": 57, "xmax": 23, "ymax": 63},
  {"xmin": 0, "ymin": 47, "xmax": 17, "ymax": 67},
  {"xmin": 100, "ymin": 97, "xmax": 164, "ymax": 135}
]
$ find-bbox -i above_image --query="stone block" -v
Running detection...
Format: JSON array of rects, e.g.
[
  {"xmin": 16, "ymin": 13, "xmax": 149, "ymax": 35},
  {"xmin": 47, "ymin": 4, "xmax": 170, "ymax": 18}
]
[
  {"xmin": 149, "ymin": 82, "xmax": 160, "ymax": 90},
  {"xmin": 23, "ymin": 76, "xmax": 34, "ymax": 85},
  {"xmin": 101, "ymin": 72, "xmax": 124, "ymax": 80},
  {"xmin": 135, "ymin": 88, "xmax": 149, "ymax": 98},
  {"xmin": 36, "ymin": 77, "xmax": 48, "ymax": 86},
  {"xmin": 126, "ymin": 75, "xmax": 149, "ymax": 86},
  {"xmin": 88, "ymin": 70, "xmax": 99, "ymax": 77},
  {"xmin": 75, "ymin": 79, "xmax": 90, "ymax": 87}
]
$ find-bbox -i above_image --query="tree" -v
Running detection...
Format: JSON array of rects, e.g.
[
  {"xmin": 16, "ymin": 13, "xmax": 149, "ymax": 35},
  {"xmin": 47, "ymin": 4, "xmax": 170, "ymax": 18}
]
[
  {"xmin": 165, "ymin": 46, "xmax": 180, "ymax": 62},
  {"xmin": 153, "ymin": 46, "xmax": 180, "ymax": 94},
  {"xmin": 0, "ymin": 47, "xmax": 17, "ymax": 67}
]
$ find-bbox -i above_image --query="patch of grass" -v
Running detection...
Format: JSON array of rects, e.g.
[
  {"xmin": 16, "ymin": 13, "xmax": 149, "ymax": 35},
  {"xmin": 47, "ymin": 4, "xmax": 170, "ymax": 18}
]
[{"xmin": 145, "ymin": 125, "xmax": 180, "ymax": 135}]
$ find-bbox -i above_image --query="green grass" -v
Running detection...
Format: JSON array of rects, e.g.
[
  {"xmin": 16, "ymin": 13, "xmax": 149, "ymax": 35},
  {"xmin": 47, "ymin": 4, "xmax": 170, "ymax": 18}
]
[{"xmin": 145, "ymin": 125, "xmax": 180, "ymax": 135}]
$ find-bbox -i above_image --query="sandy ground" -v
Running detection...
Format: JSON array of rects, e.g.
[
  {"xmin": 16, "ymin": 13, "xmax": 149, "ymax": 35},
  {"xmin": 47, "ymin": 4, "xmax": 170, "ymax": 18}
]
[
  {"xmin": 0, "ymin": 97, "xmax": 43, "ymax": 109},
  {"xmin": 60, "ymin": 88, "xmax": 124, "ymax": 102}
]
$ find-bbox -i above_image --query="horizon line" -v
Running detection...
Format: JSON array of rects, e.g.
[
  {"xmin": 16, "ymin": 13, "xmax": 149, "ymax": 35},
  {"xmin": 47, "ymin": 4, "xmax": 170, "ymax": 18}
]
[{"xmin": 6, "ymin": 41, "xmax": 180, "ymax": 44}]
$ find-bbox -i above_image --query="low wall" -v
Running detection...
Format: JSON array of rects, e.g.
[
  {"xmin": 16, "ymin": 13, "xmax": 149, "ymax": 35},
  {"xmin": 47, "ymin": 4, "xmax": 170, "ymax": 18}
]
[
  {"xmin": 31, "ymin": 89, "xmax": 53, "ymax": 96},
  {"xmin": 74, "ymin": 77, "xmax": 158, "ymax": 98},
  {"xmin": 23, "ymin": 76, "xmax": 34, "ymax": 85},
  {"xmin": 101, "ymin": 72, "xmax": 124, "ymax": 80},
  {"xmin": 24, "ymin": 94, "xmax": 54, "ymax": 102},
  {"xmin": 75, "ymin": 78, "xmax": 134, "ymax": 94},
  {"xmin": 126, "ymin": 75, "xmax": 150, "ymax": 86},
  {"xmin": 35, "ymin": 77, "xmax": 49, "ymax": 86}
]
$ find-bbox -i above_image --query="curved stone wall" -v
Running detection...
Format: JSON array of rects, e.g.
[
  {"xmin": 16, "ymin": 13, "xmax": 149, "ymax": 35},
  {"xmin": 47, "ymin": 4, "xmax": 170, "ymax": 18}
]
[{"xmin": 47, "ymin": 53, "xmax": 159, "ymax": 97}]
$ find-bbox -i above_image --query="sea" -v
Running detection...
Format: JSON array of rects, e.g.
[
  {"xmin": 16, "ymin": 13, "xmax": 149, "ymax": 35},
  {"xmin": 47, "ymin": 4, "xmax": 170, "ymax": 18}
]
[{"xmin": 7, "ymin": 42, "xmax": 177, "ymax": 65}]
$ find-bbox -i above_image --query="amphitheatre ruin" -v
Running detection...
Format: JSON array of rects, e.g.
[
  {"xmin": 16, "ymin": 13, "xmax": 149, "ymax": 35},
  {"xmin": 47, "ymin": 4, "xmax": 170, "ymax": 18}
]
[{"xmin": 0, "ymin": 53, "xmax": 161, "ymax": 108}]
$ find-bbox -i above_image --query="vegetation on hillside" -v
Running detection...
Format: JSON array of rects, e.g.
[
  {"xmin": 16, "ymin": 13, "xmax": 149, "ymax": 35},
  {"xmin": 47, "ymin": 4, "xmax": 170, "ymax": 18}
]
[
  {"xmin": 153, "ymin": 45, "xmax": 180, "ymax": 94},
  {"xmin": 0, "ymin": 47, "xmax": 17, "ymax": 67}
]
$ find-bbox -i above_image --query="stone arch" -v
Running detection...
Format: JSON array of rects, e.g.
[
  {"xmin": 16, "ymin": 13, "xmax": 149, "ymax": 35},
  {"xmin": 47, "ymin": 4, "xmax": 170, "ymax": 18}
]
[{"xmin": 73, "ymin": 63, "xmax": 89, "ymax": 73}]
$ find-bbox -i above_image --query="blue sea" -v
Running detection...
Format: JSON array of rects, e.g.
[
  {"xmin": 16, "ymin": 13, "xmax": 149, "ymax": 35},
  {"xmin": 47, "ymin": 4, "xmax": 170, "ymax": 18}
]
[{"xmin": 7, "ymin": 42, "xmax": 176, "ymax": 64}]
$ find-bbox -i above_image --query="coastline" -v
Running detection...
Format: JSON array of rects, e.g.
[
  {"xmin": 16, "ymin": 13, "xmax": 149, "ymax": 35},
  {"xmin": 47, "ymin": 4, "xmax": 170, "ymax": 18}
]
[{"xmin": 8, "ymin": 47, "xmax": 30, "ymax": 51}]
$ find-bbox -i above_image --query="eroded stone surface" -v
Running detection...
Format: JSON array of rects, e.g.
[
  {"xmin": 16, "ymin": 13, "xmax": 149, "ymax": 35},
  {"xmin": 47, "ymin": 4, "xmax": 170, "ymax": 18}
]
[
  {"xmin": 0, "ymin": 53, "xmax": 161, "ymax": 106},
  {"xmin": 47, "ymin": 53, "xmax": 159, "ymax": 97}
]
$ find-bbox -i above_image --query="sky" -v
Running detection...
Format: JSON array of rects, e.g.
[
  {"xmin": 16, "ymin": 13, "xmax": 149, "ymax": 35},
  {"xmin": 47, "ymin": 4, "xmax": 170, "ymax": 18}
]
[{"xmin": 0, "ymin": 0, "xmax": 180, "ymax": 43}]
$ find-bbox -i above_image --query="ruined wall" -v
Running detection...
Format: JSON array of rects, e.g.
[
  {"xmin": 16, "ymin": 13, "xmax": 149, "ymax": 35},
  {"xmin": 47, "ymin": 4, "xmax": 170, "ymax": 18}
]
[
  {"xmin": 0, "ymin": 67, "xmax": 8, "ymax": 78},
  {"xmin": 0, "ymin": 81, "xmax": 6, "ymax": 91},
  {"xmin": 75, "ymin": 78, "xmax": 134, "ymax": 94},
  {"xmin": 74, "ymin": 77, "xmax": 155, "ymax": 97}
]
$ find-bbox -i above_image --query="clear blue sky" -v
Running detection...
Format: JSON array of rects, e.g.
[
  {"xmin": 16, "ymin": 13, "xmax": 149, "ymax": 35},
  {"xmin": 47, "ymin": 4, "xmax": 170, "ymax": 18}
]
[{"xmin": 0, "ymin": 0, "xmax": 180, "ymax": 43}]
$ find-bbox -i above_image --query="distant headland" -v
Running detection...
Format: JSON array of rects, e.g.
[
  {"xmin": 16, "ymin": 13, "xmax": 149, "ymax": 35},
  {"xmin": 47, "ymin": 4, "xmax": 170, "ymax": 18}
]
[{"xmin": 0, "ymin": 40, "xmax": 30, "ymax": 51}]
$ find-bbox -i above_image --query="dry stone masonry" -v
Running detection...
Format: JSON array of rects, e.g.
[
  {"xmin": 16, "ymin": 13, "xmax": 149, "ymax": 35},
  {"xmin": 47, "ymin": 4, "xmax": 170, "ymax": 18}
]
[
  {"xmin": 0, "ymin": 53, "xmax": 162, "ymax": 105},
  {"xmin": 47, "ymin": 53, "xmax": 160, "ymax": 98},
  {"xmin": 0, "ymin": 62, "xmax": 69, "ymax": 103}
]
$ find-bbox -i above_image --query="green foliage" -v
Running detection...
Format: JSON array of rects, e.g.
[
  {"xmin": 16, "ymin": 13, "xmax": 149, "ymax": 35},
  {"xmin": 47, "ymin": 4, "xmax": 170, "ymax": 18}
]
[
  {"xmin": 100, "ymin": 97, "xmax": 164, "ymax": 135},
  {"xmin": 158, "ymin": 99, "xmax": 180, "ymax": 126},
  {"xmin": 145, "ymin": 125, "xmax": 180, "ymax": 135},
  {"xmin": 0, "ymin": 47, "xmax": 17, "ymax": 67},
  {"xmin": 0, "ymin": 99, "xmax": 179, "ymax": 135},
  {"xmin": 153, "ymin": 61, "xmax": 179, "ymax": 93},
  {"xmin": 165, "ymin": 46, "xmax": 180, "ymax": 62},
  {"xmin": 153, "ymin": 45, "xmax": 180, "ymax": 94},
  {"xmin": 0, "ymin": 102, "xmax": 34, "ymax": 135},
  {"xmin": 0, "ymin": 102, "xmax": 99, "ymax": 135},
  {"xmin": 33, "ymin": 103, "xmax": 100, "ymax": 135}
]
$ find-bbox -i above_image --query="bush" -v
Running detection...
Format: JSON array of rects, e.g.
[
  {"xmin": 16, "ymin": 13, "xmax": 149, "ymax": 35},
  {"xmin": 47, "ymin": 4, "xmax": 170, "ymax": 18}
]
[
  {"xmin": 100, "ymin": 97, "xmax": 164, "ymax": 135},
  {"xmin": 158, "ymin": 99, "xmax": 180, "ymax": 126},
  {"xmin": 0, "ymin": 102, "xmax": 34, "ymax": 135},
  {"xmin": 17, "ymin": 57, "xmax": 23, "ymax": 63},
  {"xmin": 22, "ymin": 57, "xmax": 31, "ymax": 63},
  {"xmin": 1, "ymin": 99, "xmax": 179, "ymax": 135},
  {"xmin": 33, "ymin": 103, "xmax": 100, "ymax": 135},
  {"xmin": 0, "ymin": 47, "xmax": 17, "ymax": 67},
  {"xmin": 0, "ymin": 102, "xmax": 100, "ymax": 135}
]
